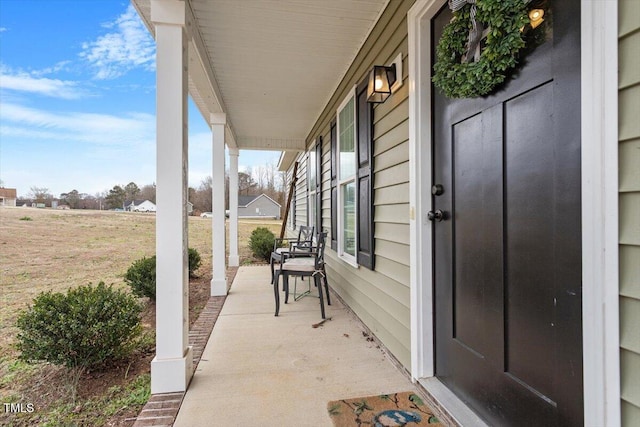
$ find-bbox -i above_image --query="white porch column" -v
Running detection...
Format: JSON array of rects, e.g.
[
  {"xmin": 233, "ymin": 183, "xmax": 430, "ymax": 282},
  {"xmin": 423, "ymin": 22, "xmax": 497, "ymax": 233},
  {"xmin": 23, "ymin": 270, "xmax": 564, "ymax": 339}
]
[
  {"xmin": 211, "ymin": 113, "xmax": 228, "ymax": 295},
  {"xmin": 150, "ymin": 0, "xmax": 192, "ymax": 394},
  {"xmin": 228, "ymin": 148, "xmax": 240, "ymax": 267}
]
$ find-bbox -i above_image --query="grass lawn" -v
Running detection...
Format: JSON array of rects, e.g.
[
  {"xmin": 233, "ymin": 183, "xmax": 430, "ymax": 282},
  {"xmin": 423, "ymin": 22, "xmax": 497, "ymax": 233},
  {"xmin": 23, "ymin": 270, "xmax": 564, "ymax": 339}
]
[{"xmin": 0, "ymin": 206, "xmax": 281, "ymax": 426}]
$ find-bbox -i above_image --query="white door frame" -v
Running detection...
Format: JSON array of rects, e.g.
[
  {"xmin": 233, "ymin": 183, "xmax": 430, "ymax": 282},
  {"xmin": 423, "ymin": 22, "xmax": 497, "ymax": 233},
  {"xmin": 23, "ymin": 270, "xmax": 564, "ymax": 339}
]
[{"xmin": 407, "ymin": 1, "xmax": 620, "ymax": 425}]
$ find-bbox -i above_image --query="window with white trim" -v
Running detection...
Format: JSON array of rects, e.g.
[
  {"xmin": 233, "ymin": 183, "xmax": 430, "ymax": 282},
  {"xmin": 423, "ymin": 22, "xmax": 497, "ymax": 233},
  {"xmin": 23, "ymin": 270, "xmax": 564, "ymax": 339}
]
[
  {"xmin": 308, "ymin": 148, "xmax": 316, "ymax": 231},
  {"xmin": 308, "ymin": 138, "xmax": 322, "ymax": 234},
  {"xmin": 331, "ymin": 79, "xmax": 375, "ymax": 270},
  {"xmin": 337, "ymin": 89, "xmax": 357, "ymax": 265}
]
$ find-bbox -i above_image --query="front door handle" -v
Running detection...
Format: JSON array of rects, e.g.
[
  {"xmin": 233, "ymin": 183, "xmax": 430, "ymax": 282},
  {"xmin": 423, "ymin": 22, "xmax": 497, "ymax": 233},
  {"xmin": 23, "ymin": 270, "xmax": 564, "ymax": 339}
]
[{"xmin": 427, "ymin": 209, "xmax": 445, "ymax": 222}]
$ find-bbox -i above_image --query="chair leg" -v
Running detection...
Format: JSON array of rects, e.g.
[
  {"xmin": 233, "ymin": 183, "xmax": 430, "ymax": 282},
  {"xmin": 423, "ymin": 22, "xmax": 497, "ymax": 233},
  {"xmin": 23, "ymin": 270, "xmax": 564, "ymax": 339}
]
[
  {"xmin": 283, "ymin": 274, "xmax": 290, "ymax": 304},
  {"xmin": 316, "ymin": 275, "xmax": 326, "ymax": 319},
  {"xmin": 270, "ymin": 256, "xmax": 275, "ymax": 284},
  {"xmin": 273, "ymin": 271, "xmax": 280, "ymax": 316},
  {"xmin": 323, "ymin": 273, "xmax": 331, "ymax": 306}
]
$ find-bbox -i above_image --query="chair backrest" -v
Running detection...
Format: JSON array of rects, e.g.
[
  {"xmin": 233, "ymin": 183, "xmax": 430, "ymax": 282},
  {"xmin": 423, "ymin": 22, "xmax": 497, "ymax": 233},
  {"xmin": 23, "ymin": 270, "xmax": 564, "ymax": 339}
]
[
  {"xmin": 315, "ymin": 231, "xmax": 327, "ymax": 266},
  {"xmin": 275, "ymin": 225, "xmax": 315, "ymax": 250},
  {"xmin": 297, "ymin": 225, "xmax": 314, "ymax": 249},
  {"xmin": 298, "ymin": 225, "xmax": 314, "ymax": 241}
]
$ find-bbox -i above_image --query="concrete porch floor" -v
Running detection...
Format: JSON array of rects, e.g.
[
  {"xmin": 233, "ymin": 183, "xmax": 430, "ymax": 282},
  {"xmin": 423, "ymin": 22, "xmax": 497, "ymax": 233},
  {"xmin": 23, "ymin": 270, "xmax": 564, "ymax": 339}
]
[{"xmin": 173, "ymin": 265, "xmax": 428, "ymax": 426}]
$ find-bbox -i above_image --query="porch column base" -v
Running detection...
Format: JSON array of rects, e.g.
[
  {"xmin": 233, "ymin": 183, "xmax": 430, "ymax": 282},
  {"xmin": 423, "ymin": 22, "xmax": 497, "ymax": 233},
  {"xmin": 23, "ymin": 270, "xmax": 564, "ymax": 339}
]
[
  {"xmin": 228, "ymin": 255, "xmax": 240, "ymax": 267},
  {"xmin": 211, "ymin": 277, "xmax": 228, "ymax": 296},
  {"xmin": 150, "ymin": 346, "xmax": 193, "ymax": 394}
]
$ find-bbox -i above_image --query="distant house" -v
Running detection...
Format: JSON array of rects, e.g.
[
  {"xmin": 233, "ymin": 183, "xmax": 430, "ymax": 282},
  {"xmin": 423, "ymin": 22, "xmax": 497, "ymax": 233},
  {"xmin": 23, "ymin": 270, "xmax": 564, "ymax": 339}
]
[
  {"xmin": 237, "ymin": 194, "xmax": 281, "ymax": 219},
  {"xmin": 125, "ymin": 199, "xmax": 157, "ymax": 212},
  {"xmin": 0, "ymin": 188, "xmax": 17, "ymax": 207}
]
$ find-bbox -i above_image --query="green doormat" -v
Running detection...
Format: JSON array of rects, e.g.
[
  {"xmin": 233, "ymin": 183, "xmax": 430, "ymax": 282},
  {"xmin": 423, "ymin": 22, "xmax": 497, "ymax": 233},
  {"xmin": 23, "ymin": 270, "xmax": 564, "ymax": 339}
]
[{"xmin": 327, "ymin": 391, "xmax": 442, "ymax": 426}]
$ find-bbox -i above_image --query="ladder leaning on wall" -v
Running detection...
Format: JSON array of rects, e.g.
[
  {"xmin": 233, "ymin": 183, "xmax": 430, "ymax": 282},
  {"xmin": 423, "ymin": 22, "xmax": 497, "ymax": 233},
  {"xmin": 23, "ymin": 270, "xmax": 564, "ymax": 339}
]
[{"xmin": 279, "ymin": 161, "xmax": 298, "ymax": 239}]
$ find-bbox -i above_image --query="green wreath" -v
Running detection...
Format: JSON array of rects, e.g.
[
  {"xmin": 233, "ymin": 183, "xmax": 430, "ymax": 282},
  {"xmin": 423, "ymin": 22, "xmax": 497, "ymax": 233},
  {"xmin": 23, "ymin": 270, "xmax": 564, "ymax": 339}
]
[{"xmin": 432, "ymin": 0, "xmax": 530, "ymax": 99}]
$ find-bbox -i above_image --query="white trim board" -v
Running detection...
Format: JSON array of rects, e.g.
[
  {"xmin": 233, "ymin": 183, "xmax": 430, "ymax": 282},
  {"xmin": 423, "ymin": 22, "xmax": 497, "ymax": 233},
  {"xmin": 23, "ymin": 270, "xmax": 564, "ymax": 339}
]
[
  {"xmin": 407, "ymin": 1, "xmax": 620, "ymax": 425},
  {"xmin": 408, "ymin": 0, "xmax": 440, "ymax": 382},
  {"xmin": 580, "ymin": 1, "xmax": 620, "ymax": 425}
]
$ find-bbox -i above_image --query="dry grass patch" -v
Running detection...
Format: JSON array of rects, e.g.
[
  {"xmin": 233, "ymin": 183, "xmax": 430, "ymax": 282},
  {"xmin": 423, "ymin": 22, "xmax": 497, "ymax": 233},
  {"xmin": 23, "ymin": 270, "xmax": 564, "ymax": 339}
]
[{"xmin": 0, "ymin": 206, "xmax": 281, "ymax": 426}]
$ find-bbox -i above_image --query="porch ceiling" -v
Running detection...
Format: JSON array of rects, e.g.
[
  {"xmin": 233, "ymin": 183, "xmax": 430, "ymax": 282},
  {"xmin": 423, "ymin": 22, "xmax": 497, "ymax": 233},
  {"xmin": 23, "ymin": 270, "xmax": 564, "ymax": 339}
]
[{"xmin": 132, "ymin": 0, "xmax": 388, "ymax": 152}]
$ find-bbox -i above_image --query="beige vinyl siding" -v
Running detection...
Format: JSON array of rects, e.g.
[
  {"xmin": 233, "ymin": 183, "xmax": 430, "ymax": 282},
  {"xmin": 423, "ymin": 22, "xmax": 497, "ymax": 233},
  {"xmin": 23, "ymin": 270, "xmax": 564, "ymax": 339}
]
[
  {"xmin": 289, "ymin": 131, "xmax": 333, "ymax": 235},
  {"xmin": 286, "ymin": 136, "xmax": 330, "ymax": 234},
  {"xmin": 294, "ymin": 153, "xmax": 309, "ymax": 228},
  {"xmin": 304, "ymin": 0, "xmax": 416, "ymax": 370},
  {"xmin": 619, "ymin": 0, "xmax": 640, "ymax": 423},
  {"xmin": 320, "ymin": 128, "xmax": 332, "ymax": 234}
]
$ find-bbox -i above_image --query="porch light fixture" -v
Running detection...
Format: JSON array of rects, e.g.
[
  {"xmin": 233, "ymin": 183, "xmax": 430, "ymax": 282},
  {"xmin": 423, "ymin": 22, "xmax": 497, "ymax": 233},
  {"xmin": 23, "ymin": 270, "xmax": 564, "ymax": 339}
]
[
  {"xmin": 366, "ymin": 53, "xmax": 403, "ymax": 104},
  {"xmin": 367, "ymin": 64, "xmax": 397, "ymax": 103},
  {"xmin": 528, "ymin": 9, "xmax": 545, "ymax": 29}
]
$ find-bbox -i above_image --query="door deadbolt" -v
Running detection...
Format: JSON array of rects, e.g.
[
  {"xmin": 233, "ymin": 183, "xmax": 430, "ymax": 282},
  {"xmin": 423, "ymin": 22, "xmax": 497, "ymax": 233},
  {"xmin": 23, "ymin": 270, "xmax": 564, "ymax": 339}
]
[{"xmin": 431, "ymin": 184, "xmax": 444, "ymax": 196}]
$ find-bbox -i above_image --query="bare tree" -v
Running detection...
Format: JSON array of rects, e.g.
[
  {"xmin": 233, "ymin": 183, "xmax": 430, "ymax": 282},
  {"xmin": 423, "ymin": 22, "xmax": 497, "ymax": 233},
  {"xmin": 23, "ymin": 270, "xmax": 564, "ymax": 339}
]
[
  {"xmin": 94, "ymin": 191, "xmax": 107, "ymax": 210},
  {"xmin": 254, "ymin": 165, "xmax": 266, "ymax": 191},
  {"xmin": 139, "ymin": 183, "xmax": 156, "ymax": 203},
  {"xmin": 76, "ymin": 194, "xmax": 96, "ymax": 210},
  {"xmin": 264, "ymin": 161, "xmax": 278, "ymax": 193},
  {"xmin": 238, "ymin": 171, "xmax": 257, "ymax": 195},
  {"xmin": 250, "ymin": 161, "xmax": 284, "ymax": 205},
  {"xmin": 191, "ymin": 176, "xmax": 212, "ymax": 212},
  {"xmin": 29, "ymin": 186, "xmax": 53, "ymax": 203}
]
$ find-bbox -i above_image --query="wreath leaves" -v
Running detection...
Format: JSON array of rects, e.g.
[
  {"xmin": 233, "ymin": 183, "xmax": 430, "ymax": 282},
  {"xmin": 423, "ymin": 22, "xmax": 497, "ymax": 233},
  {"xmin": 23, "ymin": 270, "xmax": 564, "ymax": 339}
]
[{"xmin": 432, "ymin": 0, "xmax": 530, "ymax": 98}]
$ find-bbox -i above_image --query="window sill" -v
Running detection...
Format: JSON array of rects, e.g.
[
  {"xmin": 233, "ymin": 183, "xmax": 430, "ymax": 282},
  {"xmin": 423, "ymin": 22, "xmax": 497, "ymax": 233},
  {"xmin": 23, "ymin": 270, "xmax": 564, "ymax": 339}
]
[{"xmin": 338, "ymin": 254, "xmax": 359, "ymax": 269}]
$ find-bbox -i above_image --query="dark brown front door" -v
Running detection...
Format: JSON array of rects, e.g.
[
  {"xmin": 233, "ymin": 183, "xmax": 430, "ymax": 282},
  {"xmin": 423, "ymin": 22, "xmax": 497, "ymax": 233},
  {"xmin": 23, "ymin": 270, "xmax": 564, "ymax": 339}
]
[{"xmin": 432, "ymin": 2, "xmax": 583, "ymax": 426}]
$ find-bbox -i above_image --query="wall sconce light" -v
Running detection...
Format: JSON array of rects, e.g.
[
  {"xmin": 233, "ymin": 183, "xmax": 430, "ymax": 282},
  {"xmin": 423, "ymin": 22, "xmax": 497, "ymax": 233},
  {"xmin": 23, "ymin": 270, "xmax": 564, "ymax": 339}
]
[
  {"xmin": 367, "ymin": 53, "xmax": 403, "ymax": 103},
  {"xmin": 528, "ymin": 9, "xmax": 544, "ymax": 29},
  {"xmin": 367, "ymin": 64, "xmax": 396, "ymax": 103}
]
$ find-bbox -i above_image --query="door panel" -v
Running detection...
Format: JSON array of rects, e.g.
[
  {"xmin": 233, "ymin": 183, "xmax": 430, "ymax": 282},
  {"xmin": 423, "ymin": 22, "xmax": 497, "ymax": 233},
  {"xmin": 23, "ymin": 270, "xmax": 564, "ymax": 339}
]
[
  {"xmin": 431, "ymin": 2, "xmax": 583, "ymax": 425},
  {"xmin": 504, "ymin": 82, "xmax": 556, "ymax": 400},
  {"xmin": 452, "ymin": 106, "xmax": 503, "ymax": 362}
]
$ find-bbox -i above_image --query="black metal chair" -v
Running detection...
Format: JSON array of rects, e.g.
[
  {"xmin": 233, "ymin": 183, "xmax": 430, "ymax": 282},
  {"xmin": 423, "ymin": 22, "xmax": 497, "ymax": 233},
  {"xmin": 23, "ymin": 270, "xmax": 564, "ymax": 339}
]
[
  {"xmin": 269, "ymin": 225, "xmax": 314, "ymax": 285},
  {"xmin": 273, "ymin": 231, "xmax": 331, "ymax": 319}
]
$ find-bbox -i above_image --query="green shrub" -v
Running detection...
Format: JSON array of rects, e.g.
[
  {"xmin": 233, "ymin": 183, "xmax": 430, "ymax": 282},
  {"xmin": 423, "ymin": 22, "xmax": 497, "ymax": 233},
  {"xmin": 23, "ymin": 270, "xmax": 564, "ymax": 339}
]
[
  {"xmin": 16, "ymin": 282, "xmax": 142, "ymax": 370},
  {"xmin": 19, "ymin": 216, "xmax": 32, "ymax": 221},
  {"xmin": 125, "ymin": 248, "xmax": 201, "ymax": 299},
  {"xmin": 249, "ymin": 227, "xmax": 275, "ymax": 261},
  {"xmin": 188, "ymin": 247, "xmax": 202, "ymax": 277},
  {"xmin": 124, "ymin": 256, "xmax": 157, "ymax": 300}
]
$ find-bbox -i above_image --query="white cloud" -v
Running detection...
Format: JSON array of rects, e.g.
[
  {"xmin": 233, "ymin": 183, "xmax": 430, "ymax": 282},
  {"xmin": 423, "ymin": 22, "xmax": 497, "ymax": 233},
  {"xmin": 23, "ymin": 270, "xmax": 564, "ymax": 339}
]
[
  {"xmin": 0, "ymin": 27, "xmax": 7, "ymax": 33},
  {"xmin": 0, "ymin": 68, "xmax": 84, "ymax": 99},
  {"xmin": 0, "ymin": 102, "xmax": 155, "ymax": 147},
  {"xmin": 0, "ymin": 101, "xmax": 158, "ymax": 196},
  {"xmin": 30, "ymin": 61, "xmax": 73, "ymax": 77},
  {"xmin": 80, "ymin": 5, "xmax": 155, "ymax": 80}
]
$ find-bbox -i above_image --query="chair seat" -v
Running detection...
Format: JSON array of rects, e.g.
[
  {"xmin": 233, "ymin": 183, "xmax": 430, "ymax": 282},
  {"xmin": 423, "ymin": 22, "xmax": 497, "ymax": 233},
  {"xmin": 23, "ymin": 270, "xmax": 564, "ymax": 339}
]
[
  {"xmin": 282, "ymin": 258, "xmax": 316, "ymax": 272},
  {"xmin": 274, "ymin": 247, "xmax": 289, "ymax": 255}
]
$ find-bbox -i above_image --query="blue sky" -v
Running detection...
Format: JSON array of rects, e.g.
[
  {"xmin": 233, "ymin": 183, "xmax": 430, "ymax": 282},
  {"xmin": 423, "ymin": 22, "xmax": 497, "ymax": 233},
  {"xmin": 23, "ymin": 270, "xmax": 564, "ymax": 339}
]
[{"xmin": 0, "ymin": 0, "xmax": 280, "ymax": 198}]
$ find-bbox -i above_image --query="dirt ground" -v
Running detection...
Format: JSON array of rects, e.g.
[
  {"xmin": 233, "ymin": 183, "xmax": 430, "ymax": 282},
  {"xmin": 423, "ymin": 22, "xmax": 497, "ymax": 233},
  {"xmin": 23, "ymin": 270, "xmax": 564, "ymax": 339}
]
[{"xmin": 0, "ymin": 206, "xmax": 281, "ymax": 426}]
